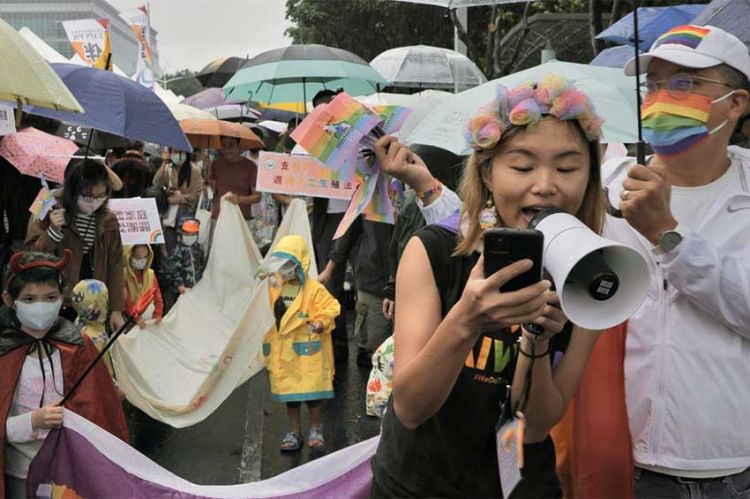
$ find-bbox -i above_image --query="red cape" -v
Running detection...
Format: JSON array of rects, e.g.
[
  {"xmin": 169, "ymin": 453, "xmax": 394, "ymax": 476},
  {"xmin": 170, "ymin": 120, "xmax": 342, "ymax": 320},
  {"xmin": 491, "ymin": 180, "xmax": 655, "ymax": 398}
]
[{"xmin": 0, "ymin": 332, "xmax": 128, "ymax": 498}]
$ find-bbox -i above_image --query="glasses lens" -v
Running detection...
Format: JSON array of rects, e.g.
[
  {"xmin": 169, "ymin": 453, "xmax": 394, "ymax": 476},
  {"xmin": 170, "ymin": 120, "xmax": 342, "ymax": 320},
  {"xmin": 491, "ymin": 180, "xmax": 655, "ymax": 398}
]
[{"xmin": 667, "ymin": 74, "xmax": 693, "ymax": 99}]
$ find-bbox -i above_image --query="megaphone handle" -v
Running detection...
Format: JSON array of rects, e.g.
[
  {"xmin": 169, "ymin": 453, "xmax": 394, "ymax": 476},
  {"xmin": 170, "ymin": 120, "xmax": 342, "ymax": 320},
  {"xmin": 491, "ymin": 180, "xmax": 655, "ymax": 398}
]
[{"xmin": 522, "ymin": 323, "xmax": 545, "ymax": 336}]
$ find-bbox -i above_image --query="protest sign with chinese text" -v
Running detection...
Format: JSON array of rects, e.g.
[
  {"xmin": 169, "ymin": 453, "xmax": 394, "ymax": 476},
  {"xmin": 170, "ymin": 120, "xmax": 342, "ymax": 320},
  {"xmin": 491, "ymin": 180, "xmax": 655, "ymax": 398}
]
[
  {"xmin": 107, "ymin": 198, "xmax": 164, "ymax": 245},
  {"xmin": 61, "ymin": 19, "xmax": 111, "ymax": 69},
  {"xmin": 257, "ymin": 152, "xmax": 359, "ymax": 200}
]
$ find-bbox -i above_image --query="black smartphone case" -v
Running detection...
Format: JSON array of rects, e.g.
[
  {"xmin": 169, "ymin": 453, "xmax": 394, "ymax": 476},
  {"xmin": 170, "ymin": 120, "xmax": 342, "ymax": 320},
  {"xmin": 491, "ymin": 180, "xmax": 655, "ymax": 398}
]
[{"xmin": 483, "ymin": 228, "xmax": 544, "ymax": 293}]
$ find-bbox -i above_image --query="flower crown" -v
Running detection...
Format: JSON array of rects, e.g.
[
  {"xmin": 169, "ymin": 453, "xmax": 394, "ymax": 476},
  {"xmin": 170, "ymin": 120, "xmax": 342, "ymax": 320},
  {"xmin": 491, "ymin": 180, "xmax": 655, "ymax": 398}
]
[{"xmin": 464, "ymin": 74, "xmax": 605, "ymax": 151}]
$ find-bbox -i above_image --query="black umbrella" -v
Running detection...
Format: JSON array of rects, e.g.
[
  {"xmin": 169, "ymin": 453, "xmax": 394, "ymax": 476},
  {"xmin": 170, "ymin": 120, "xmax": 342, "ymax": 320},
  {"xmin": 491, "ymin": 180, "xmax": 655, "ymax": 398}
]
[
  {"xmin": 239, "ymin": 45, "xmax": 369, "ymax": 69},
  {"xmin": 196, "ymin": 56, "xmax": 247, "ymax": 88}
]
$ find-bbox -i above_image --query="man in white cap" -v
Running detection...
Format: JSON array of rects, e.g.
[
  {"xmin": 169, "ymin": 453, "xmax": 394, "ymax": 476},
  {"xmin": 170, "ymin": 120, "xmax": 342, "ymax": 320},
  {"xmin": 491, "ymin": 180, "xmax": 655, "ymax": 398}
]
[{"xmin": 601, "ymin": 24, "xmax": 750, "ymax": 497}]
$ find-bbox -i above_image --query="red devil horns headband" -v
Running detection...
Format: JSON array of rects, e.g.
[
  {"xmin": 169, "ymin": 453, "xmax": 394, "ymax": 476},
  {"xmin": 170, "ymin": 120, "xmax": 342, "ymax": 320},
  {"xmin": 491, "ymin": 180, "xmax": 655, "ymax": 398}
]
[{"xmin": 5, "ymin": 250, "xmax": 72, "ymax": 290}]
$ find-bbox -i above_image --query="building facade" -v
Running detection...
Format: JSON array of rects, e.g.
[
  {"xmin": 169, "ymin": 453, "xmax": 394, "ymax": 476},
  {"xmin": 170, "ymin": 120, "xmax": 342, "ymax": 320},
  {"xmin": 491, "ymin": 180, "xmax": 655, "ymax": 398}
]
[{"xmin": 0, "ymin": 0, "xmax": 159, "ymax": 77}]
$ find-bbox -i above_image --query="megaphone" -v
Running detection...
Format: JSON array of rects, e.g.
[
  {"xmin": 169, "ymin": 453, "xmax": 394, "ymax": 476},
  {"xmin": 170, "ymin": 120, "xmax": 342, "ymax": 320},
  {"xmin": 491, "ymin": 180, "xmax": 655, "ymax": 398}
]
[{"xmin": 530, "ymin": 210, "xmax": 649, "ymax": 330}]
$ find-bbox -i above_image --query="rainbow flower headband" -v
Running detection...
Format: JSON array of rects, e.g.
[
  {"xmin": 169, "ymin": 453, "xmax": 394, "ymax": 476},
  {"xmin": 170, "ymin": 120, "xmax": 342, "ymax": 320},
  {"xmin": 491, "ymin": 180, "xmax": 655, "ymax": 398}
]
[{"xmin": 464, "ymin": 74, "xmax": 605, "ymax": 151}]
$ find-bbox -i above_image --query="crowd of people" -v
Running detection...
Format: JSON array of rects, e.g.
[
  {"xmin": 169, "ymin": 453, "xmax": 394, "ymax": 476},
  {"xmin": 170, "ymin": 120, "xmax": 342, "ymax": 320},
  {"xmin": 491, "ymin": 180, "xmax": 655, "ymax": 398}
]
[{"xmin": 1, "ymin": 22, "xmax": 750, "ymax": 499}]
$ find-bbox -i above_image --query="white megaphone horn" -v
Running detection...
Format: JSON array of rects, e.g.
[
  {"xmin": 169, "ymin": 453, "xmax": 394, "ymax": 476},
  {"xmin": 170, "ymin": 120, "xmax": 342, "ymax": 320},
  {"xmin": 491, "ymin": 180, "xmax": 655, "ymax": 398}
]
[{"xmin": 530, "ymin": 210, "xmax": 649, "ymax": 330}]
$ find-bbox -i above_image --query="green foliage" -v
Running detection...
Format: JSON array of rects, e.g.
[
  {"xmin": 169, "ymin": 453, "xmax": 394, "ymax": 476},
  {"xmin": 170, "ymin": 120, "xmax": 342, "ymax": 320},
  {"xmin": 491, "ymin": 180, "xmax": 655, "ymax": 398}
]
[{"xmin": 163, "ymin": 69, "xmax": 202, "ymax": 98}]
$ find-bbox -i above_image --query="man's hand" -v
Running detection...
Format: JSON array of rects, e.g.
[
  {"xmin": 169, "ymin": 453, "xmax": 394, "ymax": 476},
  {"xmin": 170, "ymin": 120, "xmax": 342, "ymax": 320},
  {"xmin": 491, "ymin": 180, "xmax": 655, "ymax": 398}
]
[
  {"xmin": 31, "ymin": 405, "xmax": 63, "ymax": 430},
  {"xmin": 382, "ymin": 298, "xmax": 395, "ymax": 321},
  {"xmin": 49, "ymin": 209, "xmax": 66, "ymax": 231},
  {"xmin": 178, "ymin": 285, "xmax": 187, "ymax": 295},
  {"xmin": 226, "ymin": 193, "xmax": 240, "ymax": 205},
  {"xmin": 620, "ymin": 163, "xmax": 677, "ymax": 245}
]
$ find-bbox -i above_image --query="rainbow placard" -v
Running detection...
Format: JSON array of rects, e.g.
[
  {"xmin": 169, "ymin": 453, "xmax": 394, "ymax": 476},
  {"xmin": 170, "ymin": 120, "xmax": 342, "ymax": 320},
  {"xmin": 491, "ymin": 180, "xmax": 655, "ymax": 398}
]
[
  {"xmin": 290, "ymin": 92, "xmax": 383, "ymax": 172},
  {"xmin": 333, "ymin": 156, "xmax": 395, "ymax": 239},
  {"xmin": 257, "ymin": 151, "xmax": 361, "ymax": 200},
  {"xmin": 107, "ymin": 197, "xmax": 165, "ymax": 245},
  {"xmin": 28, "ymin": 176, "xmax": 57, "ymax": 221},
  {"xmin": 370, "ymin": 105, "xmax": 413, "ymax": 135}
]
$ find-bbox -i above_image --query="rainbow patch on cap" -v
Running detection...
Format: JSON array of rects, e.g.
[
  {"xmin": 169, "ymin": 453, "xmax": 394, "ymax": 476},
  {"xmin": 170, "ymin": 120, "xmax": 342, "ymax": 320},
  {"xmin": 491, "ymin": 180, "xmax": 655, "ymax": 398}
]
[{"xmin": 653, "ymin": 25, "xmax": 710, "ymax": 49}]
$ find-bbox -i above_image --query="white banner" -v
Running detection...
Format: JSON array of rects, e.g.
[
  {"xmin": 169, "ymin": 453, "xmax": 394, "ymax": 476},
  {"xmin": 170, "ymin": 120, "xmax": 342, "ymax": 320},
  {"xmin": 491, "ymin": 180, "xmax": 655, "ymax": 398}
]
[
  {"xmin": 107, "ymin": 197, "xmax": 165, "ymax": 245},
  {"xmin": 61, "ymin": 18, "xmax": 111, "ymax": 69},
  {"xmin": 120, "ymin": 6, "xmax": 155, "ymax": 89}
]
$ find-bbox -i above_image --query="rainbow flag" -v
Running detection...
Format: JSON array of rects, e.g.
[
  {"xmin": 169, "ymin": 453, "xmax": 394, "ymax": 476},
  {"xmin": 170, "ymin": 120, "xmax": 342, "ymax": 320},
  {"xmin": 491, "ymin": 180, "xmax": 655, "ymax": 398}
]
[
  {"xmin": 28, "ymin": 176, "xmax": 56, "ymax": 221},
  {"xmin": 653, "ymin": 25, "xmax": 710, "ymax": 50},
  {"xmin": 363, "ymin": 173, "xmax": 395, "ymax": 225},
  {"xmin": 290, "ymin": 92, "xmax": 382, "ymax": 172},
  {"xmin": 370, "ymin": 105, "xmax": 413, "ymax": 134}
]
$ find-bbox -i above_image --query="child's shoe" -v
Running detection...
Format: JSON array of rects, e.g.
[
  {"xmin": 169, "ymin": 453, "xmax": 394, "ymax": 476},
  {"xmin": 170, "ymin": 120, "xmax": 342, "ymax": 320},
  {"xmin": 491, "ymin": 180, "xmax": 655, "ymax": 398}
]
[
  {"xmin": 280, "ymin": 432, "xmax": 303, "ymax": 452},
  {"xmin": 308, "ymin": 425, "xmax": 325, "ymax": 451}
]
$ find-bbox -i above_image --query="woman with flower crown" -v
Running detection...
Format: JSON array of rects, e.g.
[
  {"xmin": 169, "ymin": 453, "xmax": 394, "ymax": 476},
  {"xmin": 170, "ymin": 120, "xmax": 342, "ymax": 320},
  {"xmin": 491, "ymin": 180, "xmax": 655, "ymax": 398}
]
[{"xmin": 370, "ymin": 75, "xmax": 607, "ymax": 498}]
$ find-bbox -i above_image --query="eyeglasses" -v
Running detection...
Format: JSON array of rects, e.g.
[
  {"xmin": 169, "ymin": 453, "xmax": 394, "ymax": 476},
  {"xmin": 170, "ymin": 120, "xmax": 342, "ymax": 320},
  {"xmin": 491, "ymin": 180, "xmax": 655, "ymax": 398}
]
[
  {"xmin": 80, "ymin": 193, "xmax": 108, "ymax": 203},
  {"xmin": 642, "ymin": 73, "xmax": 735, "ymax": 102}
]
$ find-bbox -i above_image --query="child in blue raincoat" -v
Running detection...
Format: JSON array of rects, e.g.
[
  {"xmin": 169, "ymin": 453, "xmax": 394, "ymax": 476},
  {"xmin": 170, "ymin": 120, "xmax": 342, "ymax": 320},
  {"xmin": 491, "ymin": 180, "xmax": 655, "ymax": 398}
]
[{"xmin": 262, "ymin": 235, "xmax": 340, "ymax": 452}]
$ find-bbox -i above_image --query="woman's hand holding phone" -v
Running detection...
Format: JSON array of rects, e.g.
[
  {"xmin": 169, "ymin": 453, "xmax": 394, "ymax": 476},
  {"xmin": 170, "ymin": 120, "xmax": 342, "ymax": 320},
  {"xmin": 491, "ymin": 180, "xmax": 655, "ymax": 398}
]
[
  {"xmin": 522, "ymin": 291, "xmax": 567, "ymax": 340},
  {"xmin": 453, "ymin": 255, "xmax": 551, "ymax": 333}
]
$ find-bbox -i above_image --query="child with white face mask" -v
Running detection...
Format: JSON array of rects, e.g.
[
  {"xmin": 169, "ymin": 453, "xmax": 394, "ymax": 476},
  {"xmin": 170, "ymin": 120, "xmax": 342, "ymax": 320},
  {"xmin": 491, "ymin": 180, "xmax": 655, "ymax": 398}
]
[
  {"xmin": 123, "ymin": 245, "xmax": 164, "ymax": 329},
  {"xmin": 166, "ymin": 219, "xmax": 205, "ymax": 295},
  {"xmin": 0, "ymin": 251, "xmax": 128, "ymax": 498}
]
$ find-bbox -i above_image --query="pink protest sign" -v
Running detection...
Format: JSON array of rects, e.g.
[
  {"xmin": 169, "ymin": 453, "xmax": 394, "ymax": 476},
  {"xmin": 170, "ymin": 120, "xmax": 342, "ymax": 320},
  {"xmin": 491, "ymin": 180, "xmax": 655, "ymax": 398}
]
[
  {"xmin": 257, "ymin": 151, "xmax": 359, "ymax": 200},
  {"xmin": 0, "ymin": 127, "xmax": 78, "ymax": 184}
]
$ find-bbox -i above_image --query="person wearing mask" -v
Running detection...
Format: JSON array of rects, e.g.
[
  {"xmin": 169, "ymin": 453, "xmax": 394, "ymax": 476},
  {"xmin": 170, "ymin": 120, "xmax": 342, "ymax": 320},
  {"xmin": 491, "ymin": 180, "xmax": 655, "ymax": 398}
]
[
  {"xmin": 0, "ymin": 251, "xmax": 128, "ymax": 498},
  {"xmin": 153, "ymin": 149, "xmax": 203, "ymax": 253},
  {"xmin": 25, "ymin": 152, "xmax": 126, "ymax": 332}
]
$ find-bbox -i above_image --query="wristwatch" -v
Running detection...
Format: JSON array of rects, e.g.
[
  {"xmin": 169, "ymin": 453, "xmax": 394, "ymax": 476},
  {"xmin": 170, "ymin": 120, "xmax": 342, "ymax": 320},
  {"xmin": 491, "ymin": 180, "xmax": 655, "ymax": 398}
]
[{"xmin": 658, "ymin": 225, "xmax": 684, "ymax": 253}]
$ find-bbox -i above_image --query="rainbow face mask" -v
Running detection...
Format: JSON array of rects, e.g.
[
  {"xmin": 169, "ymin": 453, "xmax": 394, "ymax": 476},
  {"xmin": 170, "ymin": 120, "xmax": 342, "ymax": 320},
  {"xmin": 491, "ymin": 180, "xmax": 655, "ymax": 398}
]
[{"xmin": 642, "ymin": 90, "xmax": 733, "ymax": 157}]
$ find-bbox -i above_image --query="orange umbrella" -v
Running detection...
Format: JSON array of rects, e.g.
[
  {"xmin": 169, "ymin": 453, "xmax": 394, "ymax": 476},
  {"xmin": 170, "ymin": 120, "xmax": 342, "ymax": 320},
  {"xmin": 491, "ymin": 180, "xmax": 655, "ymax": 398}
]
[{"xmin": 179, "ymin": 118, "xmax": 264, "ymax": 150}]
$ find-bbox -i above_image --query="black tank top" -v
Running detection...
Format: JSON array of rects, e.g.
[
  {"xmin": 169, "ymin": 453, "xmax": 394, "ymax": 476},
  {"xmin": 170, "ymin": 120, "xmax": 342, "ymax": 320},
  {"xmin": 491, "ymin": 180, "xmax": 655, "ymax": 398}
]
[{"xmin": 371, "ymin": 225, "xmax": 567, "ymax": 498}]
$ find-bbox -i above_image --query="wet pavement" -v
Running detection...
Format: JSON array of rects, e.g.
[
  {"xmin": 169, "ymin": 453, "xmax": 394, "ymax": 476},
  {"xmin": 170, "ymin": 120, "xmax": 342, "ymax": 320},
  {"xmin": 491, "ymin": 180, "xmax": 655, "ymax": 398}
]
[{"xmin": 124, "ymin": 310, "xmax": 381, "ymax": 485}]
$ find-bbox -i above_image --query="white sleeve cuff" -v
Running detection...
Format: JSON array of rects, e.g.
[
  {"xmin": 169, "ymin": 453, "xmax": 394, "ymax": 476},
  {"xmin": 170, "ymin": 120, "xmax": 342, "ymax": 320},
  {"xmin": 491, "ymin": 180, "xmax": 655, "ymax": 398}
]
[
  {"xmin": 417, "ymin": 186, "xmax": 463, "ymax": 226},
  {"xmin": 46, "ymin": 226, "xmax": 63, "ymax": 242},
  {"xmin": 5, "ymin": 412, "xmax": 39, "ymax": 443}
]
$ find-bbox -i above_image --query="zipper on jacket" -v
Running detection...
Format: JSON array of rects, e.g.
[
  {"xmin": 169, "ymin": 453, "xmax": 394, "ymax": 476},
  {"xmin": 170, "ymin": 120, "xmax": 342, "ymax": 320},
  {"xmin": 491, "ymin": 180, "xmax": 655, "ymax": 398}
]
[{"xmin": 651, "ymin": 272, "xmax": 669, "ymax": 462}]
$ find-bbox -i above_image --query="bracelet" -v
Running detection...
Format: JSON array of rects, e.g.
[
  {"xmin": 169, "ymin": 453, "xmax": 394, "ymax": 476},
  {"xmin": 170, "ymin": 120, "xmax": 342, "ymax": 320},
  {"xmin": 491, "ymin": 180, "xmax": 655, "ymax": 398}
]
[
  {"xmin": 519, "ymin": 347, "xmax": 550, "ymax": 359},
  {"xmin": 416, "ymin": 179, "xmax": 442, "ymax": 200}
]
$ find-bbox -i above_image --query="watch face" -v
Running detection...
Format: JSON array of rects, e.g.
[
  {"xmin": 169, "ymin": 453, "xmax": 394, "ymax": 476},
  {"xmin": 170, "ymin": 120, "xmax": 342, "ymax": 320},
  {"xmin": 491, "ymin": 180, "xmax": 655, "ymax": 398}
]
[{"xmin": 661, "ymin": 231, "xmax": 683, "ymax": 252}]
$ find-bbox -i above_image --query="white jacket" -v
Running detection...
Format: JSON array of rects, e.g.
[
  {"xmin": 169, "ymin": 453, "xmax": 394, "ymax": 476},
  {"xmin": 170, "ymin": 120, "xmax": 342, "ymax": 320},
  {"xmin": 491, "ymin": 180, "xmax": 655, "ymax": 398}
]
[{"xmin": 603, "ymin": 146, "xmax": 750, "ymax": 471}]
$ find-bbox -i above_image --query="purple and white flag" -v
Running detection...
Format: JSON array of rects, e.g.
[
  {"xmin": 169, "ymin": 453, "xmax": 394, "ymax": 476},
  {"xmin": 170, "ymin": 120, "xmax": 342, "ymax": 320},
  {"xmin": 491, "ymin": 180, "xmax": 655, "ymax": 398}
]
[{"xmin": 28, "ymin": 409, "xmax": 377, "ymax": 498}]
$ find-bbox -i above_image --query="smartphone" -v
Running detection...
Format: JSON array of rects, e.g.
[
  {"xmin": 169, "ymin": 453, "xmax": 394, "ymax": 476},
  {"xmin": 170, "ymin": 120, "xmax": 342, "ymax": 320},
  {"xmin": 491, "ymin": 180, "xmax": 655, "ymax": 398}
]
[{"xmin": 483, "ymin": 228, "xmax": 544, "ymax": 293}]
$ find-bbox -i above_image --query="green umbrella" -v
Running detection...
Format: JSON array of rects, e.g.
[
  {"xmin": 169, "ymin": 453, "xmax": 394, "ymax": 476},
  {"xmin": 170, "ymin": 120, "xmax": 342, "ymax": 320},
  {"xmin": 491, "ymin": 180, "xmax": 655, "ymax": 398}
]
[
  {"xmin": 0, "ymin": 17, "xmax": 82, "ymax": 122},
  {"xmin": 223, "ymin": 45, "xmax": 386, "ymax": 113}
]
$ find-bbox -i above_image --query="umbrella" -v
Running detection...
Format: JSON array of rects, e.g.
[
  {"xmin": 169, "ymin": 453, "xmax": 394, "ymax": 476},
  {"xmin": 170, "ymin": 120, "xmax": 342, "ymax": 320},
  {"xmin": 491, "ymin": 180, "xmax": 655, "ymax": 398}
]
[
  {"xmin": 224, "ymin": 44, "xmax": 387, "ymax": 114},
  {"xmin": 208, "ymin": 104, "xmax": 261, "ymax": 122},
  {"xmin": 196, "ymin": 56, "xmax": 247, "ymax": 88},
  {"xmin": 596, "ymin": 5, "xmax": 706, "ymax": 48},
  {"xmin": 590, "ymin": 46, "xmax": 643, "ymax": 68},
  {"xmin": 22, "ymin": 63, "xmax": 192, "ymax": 152},
  {"xmin": 356, "ymin": 90, "xmax": 452, "ymax": 137},
  {"xmin": 370, "ymin": 45, "xmax": 487, "ymax": 91},
  {"xmin": 0, "ymin": 127, "xmax": 78, "ymax": 184},
  {"xmin": 56, "ymin": 123, "xmax": 128, "ymax": 150},
  {"xmin": 0, "ymin": 18, "xmax": 82, "ymax": 116},
  {"xmin": 405, "ymin": 60, "xmax": 640, "ymax": 155},
  {"xmin": 181, "ymin": 87, "xmax": 245, "ymax": 109},
  {"xmin": 167, "ymin": 102, "xmax": 215, "ymax": 121},
  {"xmin": 388, "ymin": 0, "xmax": 521, "ymax": 6},
  {"xmin": 691, "ymin": 0, "xmax": 750, "ymax": 46},
  {"xmin": 180, "ymin": 119, "xmax": 264, "ymax": 150}
]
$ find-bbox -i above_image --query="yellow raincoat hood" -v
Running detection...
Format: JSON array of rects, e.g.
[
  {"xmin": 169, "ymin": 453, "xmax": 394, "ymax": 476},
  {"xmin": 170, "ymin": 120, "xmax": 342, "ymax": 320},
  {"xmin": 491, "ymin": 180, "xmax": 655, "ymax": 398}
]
[
  {"xmin": 268, "ymin": 235, "xmax": 310, "ymax": 284},
  {"xmin": 123, "ymin": 244, "xmax": 155, "ymax": 301}
]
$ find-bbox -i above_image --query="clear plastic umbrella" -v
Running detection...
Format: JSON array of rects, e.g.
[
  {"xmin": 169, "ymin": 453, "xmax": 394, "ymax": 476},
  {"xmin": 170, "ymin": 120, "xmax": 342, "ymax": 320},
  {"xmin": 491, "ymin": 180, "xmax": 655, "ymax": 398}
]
[
  {"xmin": 370, "ymin": 45, "xmax": 487, "ymax": 92},
  {"xmin": 405, "ymin": 60, "xmax": 640, "ymax": 155}
]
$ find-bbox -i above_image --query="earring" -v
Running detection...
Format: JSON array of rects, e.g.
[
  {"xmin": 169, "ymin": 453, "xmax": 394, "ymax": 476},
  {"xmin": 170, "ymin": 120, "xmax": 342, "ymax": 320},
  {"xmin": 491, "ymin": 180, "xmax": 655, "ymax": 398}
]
[{"xmin": 479, "ymin": 195, "xmax": 498, "ymax": 231}]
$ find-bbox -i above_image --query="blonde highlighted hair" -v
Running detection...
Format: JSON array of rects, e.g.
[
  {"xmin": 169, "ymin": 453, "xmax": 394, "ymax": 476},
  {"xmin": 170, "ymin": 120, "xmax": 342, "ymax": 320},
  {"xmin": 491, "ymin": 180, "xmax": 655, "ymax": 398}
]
[{"xmin": 454, "ymin": 120, "xmax": 605, "ymax": 256}]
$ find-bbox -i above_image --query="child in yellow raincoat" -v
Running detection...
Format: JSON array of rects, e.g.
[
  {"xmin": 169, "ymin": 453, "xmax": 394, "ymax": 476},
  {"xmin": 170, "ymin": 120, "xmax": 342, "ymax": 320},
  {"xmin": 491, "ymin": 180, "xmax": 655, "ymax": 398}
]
[
  {"xmin": 263, "ymin": 235, "xmax": 340, "ymax": 452},
  {"xmin": 71, "ymin": 279, "xmax": 113, "ymax": 375}
]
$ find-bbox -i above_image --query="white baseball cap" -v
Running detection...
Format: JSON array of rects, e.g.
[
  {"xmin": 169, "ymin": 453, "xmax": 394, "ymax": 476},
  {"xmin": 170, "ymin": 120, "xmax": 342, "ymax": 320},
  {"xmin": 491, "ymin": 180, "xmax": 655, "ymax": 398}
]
[{"xmin": 625, "ymin": 25, "xmax": 750, "ymax": 81}]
